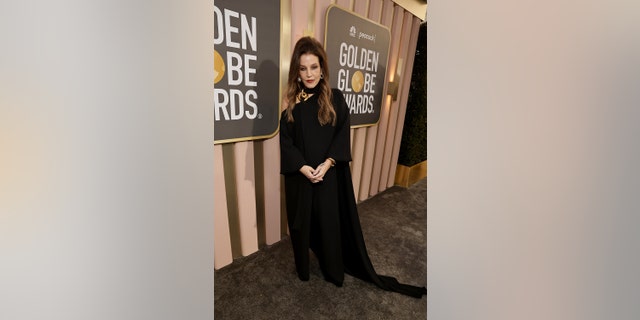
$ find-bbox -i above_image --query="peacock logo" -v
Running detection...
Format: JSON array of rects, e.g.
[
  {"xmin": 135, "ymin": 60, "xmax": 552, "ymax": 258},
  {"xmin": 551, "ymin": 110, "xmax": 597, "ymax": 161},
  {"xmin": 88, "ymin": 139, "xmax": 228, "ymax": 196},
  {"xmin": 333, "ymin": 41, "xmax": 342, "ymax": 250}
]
[{"xmin": 349, "ymin": 26, "xmax": 356, "ymax": 38}]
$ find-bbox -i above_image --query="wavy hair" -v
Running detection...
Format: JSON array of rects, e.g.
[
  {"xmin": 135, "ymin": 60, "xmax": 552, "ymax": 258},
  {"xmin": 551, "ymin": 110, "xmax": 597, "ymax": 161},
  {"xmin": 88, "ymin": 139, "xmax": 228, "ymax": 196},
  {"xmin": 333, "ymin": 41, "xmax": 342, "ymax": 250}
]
[{"xmin": 284, "ymin": 36, "xmax": 336, "ymax": 126}]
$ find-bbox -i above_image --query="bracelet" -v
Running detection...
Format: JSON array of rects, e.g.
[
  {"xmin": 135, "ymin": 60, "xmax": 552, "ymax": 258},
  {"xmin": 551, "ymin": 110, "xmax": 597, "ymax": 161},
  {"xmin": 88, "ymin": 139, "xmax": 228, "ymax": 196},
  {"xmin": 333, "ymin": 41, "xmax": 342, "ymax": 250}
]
[{"xmin": 327, "ymin": 157, "xmax": 336, "ymax": 167}]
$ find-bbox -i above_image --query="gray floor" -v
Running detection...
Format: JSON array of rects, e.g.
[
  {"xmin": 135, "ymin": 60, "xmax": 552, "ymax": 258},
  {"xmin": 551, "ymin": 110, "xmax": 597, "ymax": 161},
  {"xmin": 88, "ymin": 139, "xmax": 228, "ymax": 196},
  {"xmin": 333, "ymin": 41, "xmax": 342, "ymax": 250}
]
[{"xmin": 214, "ymin": 178, "xmax": 427, "ymax": 320}]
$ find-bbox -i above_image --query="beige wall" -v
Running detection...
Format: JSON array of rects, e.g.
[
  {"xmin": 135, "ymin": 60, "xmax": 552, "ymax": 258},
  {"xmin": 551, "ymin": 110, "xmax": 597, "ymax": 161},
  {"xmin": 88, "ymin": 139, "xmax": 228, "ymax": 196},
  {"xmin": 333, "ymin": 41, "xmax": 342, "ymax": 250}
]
[{"xmin": 214, "ymin": 0, "xmax": 423, "ymax": 270}]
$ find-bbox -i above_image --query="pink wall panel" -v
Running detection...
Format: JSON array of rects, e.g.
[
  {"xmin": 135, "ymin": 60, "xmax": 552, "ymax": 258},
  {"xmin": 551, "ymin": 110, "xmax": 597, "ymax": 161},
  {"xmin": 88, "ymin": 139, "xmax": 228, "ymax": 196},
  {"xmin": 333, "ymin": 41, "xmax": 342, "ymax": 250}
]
[
  {"xmin": 336, "ymin": 0, "xmax": 353, "ymax": 10},
  {"xmin": 369, "ymin": 0, "xmax": 396, "ymax": 196},
  {"xmin": 262, "ymin": 136, "xmax": 281, "ymax": 245},
  {"xmin": 378, "ymin": 7, "xmax": 406, "ymax": 193},
  {"xmin": 233, "ymin": 141, "xmax": 259, "ymax": 255},
  {"xmin": 368, "ymin": 0, "xmax": 383, "ymax": 21},
  {"xmin": 354, "ymin": 0, "xmax": 368, "ymax": 16},
  {"xmin": 214, "ymin": 144, "xmax": 232, "ymax": 269},
  {"xmin": 359, "ymin": 129, "xmax": 377, "ymax": 201},
  {"xmin": 351, "ymin": 128, "xmax": 366, "ymax": 198},
  {"xmin": 315, "ymin": 0, "xmax": 334, "ymax": 42},
  {"xmin": 350, "ymin": 128, "xmax": 355, "ymax": 155},
  {"xmin": 291, "ymin": 0, "xmax": 311, "ymax": 41},
  {"xmin": 358, "ymin": 0, "xmax": 384, "ymax": 202}
]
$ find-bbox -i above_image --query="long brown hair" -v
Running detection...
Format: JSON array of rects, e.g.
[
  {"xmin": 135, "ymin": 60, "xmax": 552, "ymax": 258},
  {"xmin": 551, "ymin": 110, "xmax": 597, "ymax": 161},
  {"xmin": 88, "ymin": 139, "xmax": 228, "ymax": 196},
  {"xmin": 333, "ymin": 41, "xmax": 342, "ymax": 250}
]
[{"xmin": 284, "ymin": 36, "xmax": 336, "ymax": 126}]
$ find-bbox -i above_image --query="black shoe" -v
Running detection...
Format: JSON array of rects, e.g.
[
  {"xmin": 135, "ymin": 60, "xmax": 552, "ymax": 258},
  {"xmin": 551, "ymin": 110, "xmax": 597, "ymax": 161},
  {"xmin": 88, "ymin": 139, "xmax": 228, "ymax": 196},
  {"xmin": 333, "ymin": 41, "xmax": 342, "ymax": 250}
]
[{"xmin": 325, "ymin": 277, "xmax": 343, "ymax": 287}]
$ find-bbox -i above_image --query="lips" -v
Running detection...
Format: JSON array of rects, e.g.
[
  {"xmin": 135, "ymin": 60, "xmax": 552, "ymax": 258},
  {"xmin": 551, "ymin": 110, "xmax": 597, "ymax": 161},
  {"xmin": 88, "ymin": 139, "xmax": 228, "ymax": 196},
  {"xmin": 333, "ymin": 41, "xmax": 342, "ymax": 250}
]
[{"xmin": 305, "ymin": 79, "xmax": 315, "ymax": 83}]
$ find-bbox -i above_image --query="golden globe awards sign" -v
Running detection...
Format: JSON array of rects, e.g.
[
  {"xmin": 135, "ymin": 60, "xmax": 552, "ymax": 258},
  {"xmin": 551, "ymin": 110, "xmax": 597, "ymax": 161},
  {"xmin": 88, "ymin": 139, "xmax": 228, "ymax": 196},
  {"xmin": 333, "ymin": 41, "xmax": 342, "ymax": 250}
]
[
  {"xmin": 324, "ymin": 5, "xmax": 390, "ymax": 127},
  {"xmin": 214, "ymin": 0, "xmax": 280, "ymax": 143}
]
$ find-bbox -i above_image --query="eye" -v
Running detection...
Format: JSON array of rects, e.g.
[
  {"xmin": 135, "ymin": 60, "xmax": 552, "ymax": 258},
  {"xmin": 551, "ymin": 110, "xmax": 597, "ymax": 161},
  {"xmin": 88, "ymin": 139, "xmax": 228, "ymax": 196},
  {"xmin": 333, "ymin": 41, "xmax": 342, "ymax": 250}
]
[{"xmin": 311, "ymin": 65, "xmax": 319, "ymax": 70}]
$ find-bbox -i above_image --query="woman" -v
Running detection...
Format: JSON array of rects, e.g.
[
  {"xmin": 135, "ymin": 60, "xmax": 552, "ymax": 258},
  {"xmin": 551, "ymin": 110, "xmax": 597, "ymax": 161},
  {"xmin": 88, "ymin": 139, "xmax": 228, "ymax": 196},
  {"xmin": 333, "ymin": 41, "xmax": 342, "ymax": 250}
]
[{"xmin": 279, "ymin": 36, "xmax": 426, "ymax": 298}]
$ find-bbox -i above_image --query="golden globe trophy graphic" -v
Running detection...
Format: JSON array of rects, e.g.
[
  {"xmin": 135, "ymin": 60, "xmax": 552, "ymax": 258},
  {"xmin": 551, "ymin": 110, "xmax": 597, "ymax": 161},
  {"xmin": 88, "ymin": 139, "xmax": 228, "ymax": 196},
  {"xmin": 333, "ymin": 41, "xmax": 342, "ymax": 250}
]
[
  {"xmin": 351, "ymin": 70, "xmax": 364, "ymax": 93},
  {"xmin": 214, "ymin": 50, "xmax": 225, "ymax": 85}
]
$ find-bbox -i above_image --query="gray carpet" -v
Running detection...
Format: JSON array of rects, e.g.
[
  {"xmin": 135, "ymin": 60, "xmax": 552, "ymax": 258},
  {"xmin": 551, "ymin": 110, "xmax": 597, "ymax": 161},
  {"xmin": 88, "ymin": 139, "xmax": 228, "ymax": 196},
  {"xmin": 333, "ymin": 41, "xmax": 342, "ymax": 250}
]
[{"xmin": 214, "ymin": 178, "xmax": 427, "ymax": 319}]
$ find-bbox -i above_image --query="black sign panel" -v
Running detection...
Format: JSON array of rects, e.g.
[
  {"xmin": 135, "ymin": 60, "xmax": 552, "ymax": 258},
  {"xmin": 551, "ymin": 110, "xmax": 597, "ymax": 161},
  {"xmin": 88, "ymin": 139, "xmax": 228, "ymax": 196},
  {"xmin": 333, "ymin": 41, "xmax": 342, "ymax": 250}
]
[
  {"xmin": 324, "ymin": 5, "xmax": 391, "ymax": 127},
  {"xmin": 214, "ymin": 0, "xmax": 280, "ymax": 143}
]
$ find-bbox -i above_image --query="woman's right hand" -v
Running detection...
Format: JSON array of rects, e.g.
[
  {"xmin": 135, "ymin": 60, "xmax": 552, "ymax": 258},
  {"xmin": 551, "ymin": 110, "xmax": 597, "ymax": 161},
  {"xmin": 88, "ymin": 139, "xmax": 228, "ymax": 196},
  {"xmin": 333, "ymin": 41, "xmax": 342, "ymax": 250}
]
[{"xmin": 300, "ymin": 165, "xmax": 324, "ymax": 183}]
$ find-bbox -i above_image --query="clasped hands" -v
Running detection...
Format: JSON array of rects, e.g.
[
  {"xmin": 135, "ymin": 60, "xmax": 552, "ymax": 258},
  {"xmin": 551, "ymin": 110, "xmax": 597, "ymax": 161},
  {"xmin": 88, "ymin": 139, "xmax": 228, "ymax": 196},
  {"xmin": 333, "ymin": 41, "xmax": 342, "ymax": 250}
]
[{"xmin": 300, "ymin": 159, "xmax": 333, "ymax": 183}]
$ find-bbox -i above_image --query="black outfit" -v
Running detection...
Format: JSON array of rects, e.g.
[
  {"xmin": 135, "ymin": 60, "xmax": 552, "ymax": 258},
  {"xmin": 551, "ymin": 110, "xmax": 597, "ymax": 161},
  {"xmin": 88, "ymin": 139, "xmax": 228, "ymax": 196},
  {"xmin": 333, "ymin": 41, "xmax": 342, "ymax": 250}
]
[{"xmin": 279, "ymin": 88, "xmax": 427, "ymax": 298}]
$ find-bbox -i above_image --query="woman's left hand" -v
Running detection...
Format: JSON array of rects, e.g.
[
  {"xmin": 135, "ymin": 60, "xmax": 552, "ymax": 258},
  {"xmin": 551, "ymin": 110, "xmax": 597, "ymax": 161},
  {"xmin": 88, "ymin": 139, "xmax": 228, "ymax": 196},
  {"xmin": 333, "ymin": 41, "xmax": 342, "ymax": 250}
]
[{"xmin": 310, "ymin": 161, "xmax": 330, "ymax": 183}]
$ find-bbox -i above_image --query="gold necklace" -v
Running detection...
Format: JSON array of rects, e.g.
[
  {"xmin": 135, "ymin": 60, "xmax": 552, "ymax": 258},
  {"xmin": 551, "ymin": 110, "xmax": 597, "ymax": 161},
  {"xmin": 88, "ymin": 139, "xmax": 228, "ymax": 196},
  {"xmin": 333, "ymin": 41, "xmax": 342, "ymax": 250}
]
[{"xmin": 297, "ymin": 90, "xmax": 310, "ymax": 102}]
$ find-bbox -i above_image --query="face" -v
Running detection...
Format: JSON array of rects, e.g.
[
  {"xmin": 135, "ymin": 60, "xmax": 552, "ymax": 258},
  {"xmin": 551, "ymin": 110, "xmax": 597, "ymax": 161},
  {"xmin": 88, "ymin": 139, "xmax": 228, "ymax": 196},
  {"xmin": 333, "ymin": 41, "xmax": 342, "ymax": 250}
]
[{"xmin": 298, "ymin": 53, "xmax": 322, "ymax": 89}]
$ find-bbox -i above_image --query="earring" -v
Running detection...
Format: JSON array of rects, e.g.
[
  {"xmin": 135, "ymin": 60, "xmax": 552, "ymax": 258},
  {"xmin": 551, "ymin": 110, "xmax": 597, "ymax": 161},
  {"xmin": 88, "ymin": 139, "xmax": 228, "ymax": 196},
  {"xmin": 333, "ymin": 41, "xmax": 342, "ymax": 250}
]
[
  {"xmin": 320, "ymin": 74, "xmax": 324, "ymax": 79},
  {"xmin": 297, "ymin": 77, "xmax": 301, "ymax": 82}
]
